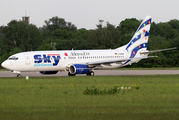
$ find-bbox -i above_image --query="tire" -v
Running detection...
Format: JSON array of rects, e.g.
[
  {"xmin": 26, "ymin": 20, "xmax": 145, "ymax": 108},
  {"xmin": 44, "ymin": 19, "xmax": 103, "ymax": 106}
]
[
  {"xmin": 68, "ymin": 72, "xmax": 76, "ymax": 76},
  {"xmin": 86, "ymin": 71, "xmax": 94, "ymax": 76},
  {"xmin": 90, "ymin": 71, "xmax": 94, "ymax": 76},
  {"xmin": 17, "ymin": 74, "xmax": 21, "ymax": 77}
]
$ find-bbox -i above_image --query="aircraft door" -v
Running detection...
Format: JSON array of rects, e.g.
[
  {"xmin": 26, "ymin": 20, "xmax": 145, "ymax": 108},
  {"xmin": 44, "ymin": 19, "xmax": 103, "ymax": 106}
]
[{"xmin": 25, "ymin": 54, "xmax": 30, "ymax": 65}]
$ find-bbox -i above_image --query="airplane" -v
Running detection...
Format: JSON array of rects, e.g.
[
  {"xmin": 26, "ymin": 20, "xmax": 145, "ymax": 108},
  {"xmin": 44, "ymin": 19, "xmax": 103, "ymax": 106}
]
[{"xmin": 1, "ymin": 16, "xmax": 177, "ymax": 77}]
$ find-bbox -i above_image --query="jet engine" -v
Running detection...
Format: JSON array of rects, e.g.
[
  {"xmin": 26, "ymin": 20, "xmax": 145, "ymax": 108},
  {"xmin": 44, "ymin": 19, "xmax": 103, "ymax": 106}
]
[{"xmin": 69, "ymin": 64, "xmax": 90, "ymax": 74}]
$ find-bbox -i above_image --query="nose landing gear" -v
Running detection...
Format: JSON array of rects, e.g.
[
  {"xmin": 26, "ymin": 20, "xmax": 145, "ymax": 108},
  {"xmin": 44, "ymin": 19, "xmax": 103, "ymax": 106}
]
[
  {"xmin": 17, "ymin": 74, "xmax": 21, "ymax": 77},
  {"xmin": 12, "ymin": 71, "xmax": 21, "ymax": 77}
]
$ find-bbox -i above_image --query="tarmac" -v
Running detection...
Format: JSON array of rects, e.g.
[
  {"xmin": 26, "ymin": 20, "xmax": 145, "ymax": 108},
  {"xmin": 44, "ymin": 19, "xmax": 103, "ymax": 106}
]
[{"xmin": 0, "ymin": 70, "xmax": 179, "ymax": 77}]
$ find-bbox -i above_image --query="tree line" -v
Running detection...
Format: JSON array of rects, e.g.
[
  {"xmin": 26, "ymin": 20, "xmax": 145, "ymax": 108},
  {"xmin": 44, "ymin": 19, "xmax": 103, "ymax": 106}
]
[{"xmin": 0, "ymin": 16, "xmax": 179, "ymax": 68}]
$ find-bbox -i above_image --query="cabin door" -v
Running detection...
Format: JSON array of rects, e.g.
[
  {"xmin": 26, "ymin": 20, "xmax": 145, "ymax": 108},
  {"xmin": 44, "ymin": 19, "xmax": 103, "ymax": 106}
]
[{"xmin": 25, "ymin": 54, "xmax": 30, "ymax": 65}]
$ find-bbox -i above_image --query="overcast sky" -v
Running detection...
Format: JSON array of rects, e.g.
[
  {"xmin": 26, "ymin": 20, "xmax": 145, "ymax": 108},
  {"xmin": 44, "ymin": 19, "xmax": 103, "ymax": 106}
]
[{"xmin": 1, "ymin": 0, "xmax": 179, "ymax": 29}]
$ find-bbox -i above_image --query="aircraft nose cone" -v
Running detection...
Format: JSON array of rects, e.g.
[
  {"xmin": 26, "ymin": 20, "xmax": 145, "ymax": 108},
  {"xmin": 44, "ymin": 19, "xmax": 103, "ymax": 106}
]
[{"xmin": 1, "ymin": 60, "xmax": 8, "ymax": 69}]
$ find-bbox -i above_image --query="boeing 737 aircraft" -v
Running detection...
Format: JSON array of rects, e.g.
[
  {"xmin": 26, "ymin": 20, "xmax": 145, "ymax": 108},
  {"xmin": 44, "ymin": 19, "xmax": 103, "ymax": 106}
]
[{"xmin": 1, "ymin": 16, "xmax": 176, "ymax": 77}]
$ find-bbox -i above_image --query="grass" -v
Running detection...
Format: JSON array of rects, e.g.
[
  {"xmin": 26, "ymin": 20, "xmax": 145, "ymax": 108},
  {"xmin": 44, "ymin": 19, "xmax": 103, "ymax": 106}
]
[
  {"xmin": 0, "ymin": 75, "xmax": 179, "ymax": 120},
  {"xmin": 0, "ymin": 69, "xmax": 8, "ymax": 71}
]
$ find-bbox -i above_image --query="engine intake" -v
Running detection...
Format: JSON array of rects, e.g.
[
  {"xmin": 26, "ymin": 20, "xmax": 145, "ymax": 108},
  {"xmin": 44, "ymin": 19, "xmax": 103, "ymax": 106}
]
[
  {"xmin": 69, "ymin": 64, "xmax": 90, "ymax": 74},
  {"xmin": 40, "ymin": 71, "xmax": 58, "ymax": 75}
]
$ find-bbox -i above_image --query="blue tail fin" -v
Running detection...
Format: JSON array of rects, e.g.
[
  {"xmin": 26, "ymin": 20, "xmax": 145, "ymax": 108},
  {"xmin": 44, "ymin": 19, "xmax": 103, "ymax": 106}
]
[{"xmin": 116, "ymin": 15, "xmax": 152, "ymax": 58}]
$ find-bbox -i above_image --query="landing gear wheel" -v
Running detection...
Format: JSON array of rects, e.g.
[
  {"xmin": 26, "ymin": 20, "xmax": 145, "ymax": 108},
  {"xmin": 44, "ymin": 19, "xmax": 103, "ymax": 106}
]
[
  {"xmin": 86, "ymin": 71, "xmax": 95, "ymax": 76},
  {"xmin": 68, "ymin": 72, "xmax": 76, "ymax": 76},
  {"xmin": 90, "ymin": 71, "xmax": 94, "ymax": 76},
  {"xmin": 17, "ymin": 74, "xmax": 21, "ymax": 77}
]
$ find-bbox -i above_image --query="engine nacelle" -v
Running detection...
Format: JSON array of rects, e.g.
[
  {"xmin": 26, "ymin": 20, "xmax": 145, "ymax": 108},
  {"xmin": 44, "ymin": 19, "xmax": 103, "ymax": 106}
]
[
  {"xmin": 69, "ymin": 64, "xmax": 90, "ymax": 74},
  {"xmin": 40, "ymin": 71, "xmax": 58, "ymax": 75}
]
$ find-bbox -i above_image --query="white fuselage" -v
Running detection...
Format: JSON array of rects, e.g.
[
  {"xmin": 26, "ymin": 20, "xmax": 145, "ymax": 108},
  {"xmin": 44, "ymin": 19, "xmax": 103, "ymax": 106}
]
[{"xmin": 1, "ymin": 49, "xmax": 133, "ymax": 72}]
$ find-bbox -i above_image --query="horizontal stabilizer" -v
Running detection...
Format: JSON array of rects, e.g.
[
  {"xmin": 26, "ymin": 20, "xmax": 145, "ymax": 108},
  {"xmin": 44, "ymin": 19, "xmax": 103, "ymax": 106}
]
[
  {"xmin": 148, "ymin": 56, "xmax": 158, "ymax": 58},
  {"xmin": 140, "ymin": 47, "xmax": 177, "ymax": 54}
]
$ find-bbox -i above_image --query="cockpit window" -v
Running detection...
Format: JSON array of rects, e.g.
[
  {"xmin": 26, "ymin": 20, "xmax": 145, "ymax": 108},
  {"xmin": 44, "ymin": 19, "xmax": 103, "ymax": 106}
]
[{"xmin": 8, "ymin": 56, "xmax": 18, "ymax": 60}]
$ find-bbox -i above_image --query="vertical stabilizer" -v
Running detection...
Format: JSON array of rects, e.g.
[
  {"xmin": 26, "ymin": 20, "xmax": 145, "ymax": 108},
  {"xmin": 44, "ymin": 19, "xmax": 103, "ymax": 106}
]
[
  {"xmin": 117, "ymin": 16, "xmax": 152, "ymax": 57},
  {"xmin": 127, "ymin": 15, "xmax": 152, "ymax": 58},
  {"xmin": 116, "ymin": 16, "xmax": 152, "ymax": 66}
]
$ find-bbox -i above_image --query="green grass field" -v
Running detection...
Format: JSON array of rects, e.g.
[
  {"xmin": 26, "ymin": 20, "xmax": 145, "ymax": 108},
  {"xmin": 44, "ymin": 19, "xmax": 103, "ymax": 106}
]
[{"xmin": 0, "ymin": 75, "xmax": 179, "ymax": 120}]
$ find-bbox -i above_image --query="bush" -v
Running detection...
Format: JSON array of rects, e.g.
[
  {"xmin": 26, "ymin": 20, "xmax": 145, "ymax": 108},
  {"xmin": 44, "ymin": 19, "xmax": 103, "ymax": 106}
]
[{"xmin": 83, "ymin": 86, "xmax": 120, "ymax": 95}]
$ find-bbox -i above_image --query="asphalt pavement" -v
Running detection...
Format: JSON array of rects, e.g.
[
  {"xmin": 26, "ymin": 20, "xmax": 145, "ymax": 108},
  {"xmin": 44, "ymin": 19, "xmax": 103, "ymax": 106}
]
[{"xmin": 0, "ymin": 70, "xmax": 179, "ymax": 77}]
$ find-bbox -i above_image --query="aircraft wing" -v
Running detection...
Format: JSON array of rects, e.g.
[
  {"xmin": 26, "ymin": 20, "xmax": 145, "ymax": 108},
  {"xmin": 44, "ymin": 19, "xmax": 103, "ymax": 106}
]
[{"xmin": 85, "ymin": 56, "xmax": 148, "ymax": 66}]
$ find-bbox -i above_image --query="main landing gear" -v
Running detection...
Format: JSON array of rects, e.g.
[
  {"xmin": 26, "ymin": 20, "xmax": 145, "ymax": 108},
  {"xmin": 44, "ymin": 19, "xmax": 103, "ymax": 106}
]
[
  {"xmin": 86, "ymin": 71, "xmax": 95, "ymax": 76},
  {"xmin": 68, "ymin": 71, "xmax": 95, "ymax": 76},
  {"xmin": 68, "ymin": 72, "xmax": 76, "ymax": 76}
]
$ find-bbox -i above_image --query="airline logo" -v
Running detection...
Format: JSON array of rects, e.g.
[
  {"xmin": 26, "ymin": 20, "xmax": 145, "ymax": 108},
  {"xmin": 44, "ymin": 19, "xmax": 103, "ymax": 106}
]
[
  {"xmin": 64, "ymin": 53, "xmax": 68, "ymax": 56},
  {"xmin": 34, "ymin": 54, "xmax": 60, "ymax": 67}
]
